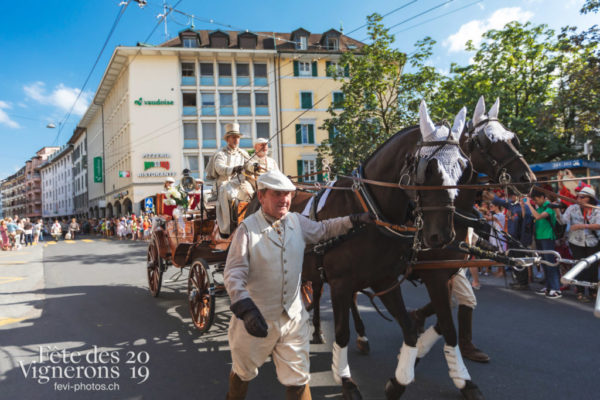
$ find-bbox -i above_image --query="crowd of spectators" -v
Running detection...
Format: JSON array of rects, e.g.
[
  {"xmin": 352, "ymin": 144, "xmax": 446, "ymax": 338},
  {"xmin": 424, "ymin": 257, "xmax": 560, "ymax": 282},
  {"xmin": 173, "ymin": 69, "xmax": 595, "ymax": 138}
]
[{"xmin": 475, "ymin": 169, "xmax": 599, "ymax": 303}]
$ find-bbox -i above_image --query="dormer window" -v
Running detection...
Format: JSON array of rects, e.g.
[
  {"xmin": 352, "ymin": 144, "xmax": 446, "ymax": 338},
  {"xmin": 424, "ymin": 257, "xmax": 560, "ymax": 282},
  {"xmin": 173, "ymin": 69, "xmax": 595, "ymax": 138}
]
[
  {"xmin": 296, "ymin": 36, "xmax": 308, "ymax": 50},
  {"xmin": 326, "ymin": 37, "xmax": 339, "ymax": 51},
  {"xmin": 182, "ymin": 37, "xmax": 198, "ymax": 48}
]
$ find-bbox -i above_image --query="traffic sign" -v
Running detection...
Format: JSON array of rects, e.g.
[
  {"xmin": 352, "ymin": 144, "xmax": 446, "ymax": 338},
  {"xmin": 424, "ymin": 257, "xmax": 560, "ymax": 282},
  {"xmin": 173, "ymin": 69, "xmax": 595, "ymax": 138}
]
[{"xmin": 145, "ymin": 197, "xmax": 154, "ymax": 212}]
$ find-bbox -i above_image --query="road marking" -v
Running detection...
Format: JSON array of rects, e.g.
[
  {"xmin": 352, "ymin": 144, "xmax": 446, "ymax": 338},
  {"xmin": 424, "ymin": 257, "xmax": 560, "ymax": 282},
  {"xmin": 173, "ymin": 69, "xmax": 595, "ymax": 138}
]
[
  {"xmin": 0, "ymin": 317, "xmax": 27, "ymax": 327},
  {"xmin": 100, "ymin": 239, "xmax": 110, "ymax": 242},
  {"xmin": 0, "ymin": 276, "xmax": 26, "ymax": 284},
  {"xmin": 81, "ymin": 239, "xmax": 94, "ymax": 243},
  {"xmin": 46, "ymin": 242, "xmax": 57, "ymax": 245},
  {"xmin": 0, "ymin": 261, "xmax": 27, "ymax": 265},
  {"xmin": 64, "ymin": 240, "xmax": 76, "ymax": 244}
]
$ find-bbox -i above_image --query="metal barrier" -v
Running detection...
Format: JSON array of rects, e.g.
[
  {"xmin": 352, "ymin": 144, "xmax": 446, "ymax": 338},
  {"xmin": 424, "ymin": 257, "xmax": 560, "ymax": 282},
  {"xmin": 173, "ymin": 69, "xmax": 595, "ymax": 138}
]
[{"xmin": 560, "ymin": 251, "xmax": 600, "ymax": 318}]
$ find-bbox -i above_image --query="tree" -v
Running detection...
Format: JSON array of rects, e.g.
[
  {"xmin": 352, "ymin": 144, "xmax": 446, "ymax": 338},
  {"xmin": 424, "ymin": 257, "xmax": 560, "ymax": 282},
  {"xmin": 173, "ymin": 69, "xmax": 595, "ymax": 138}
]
[{"xmin": 317, "ymin": 14, "xmax": 446, "ymax": 174}]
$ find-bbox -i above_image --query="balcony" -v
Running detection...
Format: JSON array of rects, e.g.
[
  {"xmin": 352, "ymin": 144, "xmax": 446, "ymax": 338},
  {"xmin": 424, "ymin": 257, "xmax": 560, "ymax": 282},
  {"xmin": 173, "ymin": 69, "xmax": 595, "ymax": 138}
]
[
  {"xmin": 238, "ymin": 106, "xmax": 251, "ymax": 116},
  {"xmin": 181, "ymin": 76, "xmax": 196, "ymax": 86},
  {"xmin": 200, "ymin": 76, "xmax": 214, "ymax": 86},
  {"xmin": 220, "ymin": 106, "xmax": 233, "ymax": 116},
  {"xmin": 202, "ymin": 139, "xmax": 217, "ymax": 148},
  {"xmin": 255, "ymin": 77, "xmax": 268, "ymax": 86},
  {"xmin": 255, "ymin": 106, "xmax": 269, "ymax": 116},
  {"xmin": 201, "ymin": 106, "xmax": 215, "ymax": 116},
  {"xmin": 218, "ymin": 77, "xmax": 232, "ymax": 86},
  {"xmin": 236, "ymin": 76, "xmax": 250, "ymax": 86},
  {"xmin": 183, "ymin": 139, "xmax": 199, "ymax": 149},
  {"xmin": 182, "ymin": 106, "xmax": 197, "ymax": 116}
]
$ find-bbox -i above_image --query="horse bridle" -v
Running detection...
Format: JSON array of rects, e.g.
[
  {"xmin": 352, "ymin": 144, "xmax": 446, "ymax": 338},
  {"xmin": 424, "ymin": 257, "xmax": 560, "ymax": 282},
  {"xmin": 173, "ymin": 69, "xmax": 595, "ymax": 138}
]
[{"xmin": 465, "ymin": 118, "xmax": 524, "ymax": 187}]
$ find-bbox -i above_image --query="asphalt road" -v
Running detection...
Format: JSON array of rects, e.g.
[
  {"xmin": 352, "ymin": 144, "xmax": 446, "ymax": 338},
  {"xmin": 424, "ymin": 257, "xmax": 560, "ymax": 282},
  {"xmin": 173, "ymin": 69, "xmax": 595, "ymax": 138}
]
[{"xmin": 1, "ymin": 237, "xmax": 599, "ymax": 399}]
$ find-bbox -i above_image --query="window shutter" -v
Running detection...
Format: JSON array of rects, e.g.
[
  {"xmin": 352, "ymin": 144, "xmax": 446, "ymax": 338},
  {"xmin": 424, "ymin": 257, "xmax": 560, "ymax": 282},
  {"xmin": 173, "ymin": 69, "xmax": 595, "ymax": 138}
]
[
  {"xmin": 308, "ymin": 125, "xmax": 315, "ymax": 144},
  {"xmin": 297, "ymin": 160, "xmax": 303, "ymax": 182},
  {"xmin": 325, "ymin": 61, "xmax": 331, "ymax": 77},
  {"xmin": 344, "ymin": 64, "xmax": 350, "ymax": 77},
  {"xmin": 295, "ymin": 124, "xmax": 302, "ymax": 144},
  {"xmin": 312, "ymin": 61, "xmax": 318, "ymax": 76},
  {"xmin": 293, "ymin": 60, "xmax": 299, "ymax": 77},
  {"xmin": 317, "ymin": 171, "xmax": 323, "ymax": 182},
  {"xmin": 328, "ymin": 126, "xmax": 334, "ymax": 142}
]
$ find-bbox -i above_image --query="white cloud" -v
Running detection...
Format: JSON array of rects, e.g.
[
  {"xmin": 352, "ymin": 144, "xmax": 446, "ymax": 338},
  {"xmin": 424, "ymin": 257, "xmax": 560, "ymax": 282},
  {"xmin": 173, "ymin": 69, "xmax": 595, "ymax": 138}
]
[
  {"xmin": 444, "ymin": 7, "xmax": 534, "ymax": 53},
  {"xmin": 0, "ymin": 101, "xmax": 20, "ymax": 129},
  {"xmin": 24, "ymin": 81, "xmax": 92, "ymax": 116}
]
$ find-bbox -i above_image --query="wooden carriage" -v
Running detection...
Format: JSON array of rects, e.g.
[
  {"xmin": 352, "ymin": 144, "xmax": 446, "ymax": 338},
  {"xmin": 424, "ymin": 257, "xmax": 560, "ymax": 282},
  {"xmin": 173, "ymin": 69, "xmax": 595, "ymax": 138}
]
[{"xmin": 146, "ymin": 188, "xmax": 250, "ymax": 334}]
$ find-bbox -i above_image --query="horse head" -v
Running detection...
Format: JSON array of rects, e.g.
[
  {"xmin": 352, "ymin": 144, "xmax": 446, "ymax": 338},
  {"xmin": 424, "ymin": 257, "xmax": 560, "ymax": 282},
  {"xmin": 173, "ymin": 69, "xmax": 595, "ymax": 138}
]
[
  {"xmin": 461, "ymin": 96, "xmax": 536, "ymax": 195},
  {"xmin": 416, "ymin": 101, "xmax": 469, "ymax": 248}
]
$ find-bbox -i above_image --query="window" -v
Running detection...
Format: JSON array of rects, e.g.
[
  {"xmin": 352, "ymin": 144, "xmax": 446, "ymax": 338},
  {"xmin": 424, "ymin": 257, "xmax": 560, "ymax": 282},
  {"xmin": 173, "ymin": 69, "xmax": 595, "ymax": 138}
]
[
  {"xmin": 237, "ymin": 93, "xmax": 251, "ymax": 115},
  {"xmin": 182, "ymin": 37, "xmax": 198, "ymax": 48},
  {"xmin": 203, "ymin": 155, "xmax": 213, "ymax": 179},
  {"xmin": 202, "ymin": 122, "xmax": 217, "ymax": 148},
  {"xmin": 200, "ymin": 63, "xmax": 214, "ymax": 85},
  {"xmin": 183, "ymin": 123, "xmax": 198, "ymax": 149},
  {"xmin": 295, "ymin": 123, "xmax": 315, "ymax": 144},
  {"xmin": 297, "ymin": 159, "xmax": 317, "ymax": 182},
  {"xmin": 299, "ymin": 62, "xmax": 311, "ymax": 76},
  {"xmin": 181, "ymin": 62, "xmax": 195, "ymax": 85},
  {"xmin": 326, "ymin": 37, "xmax": 339, "ymax": 51},
  {"xmin": 256, "ymin": 122, "xmax": 270, "ymax": 139},
  {"xmin": 333, "ymin": 92, "xmax": 344, "ymax": 109},
  {"xmin": 201, "ymin": 92, "xmax": 215, "ymax": 115},
  {"xmin": 254, "ymin": 63, "xmax": 267, "ymax": 86},
  {"xmin": 239, "ymin": 123, "xmax": 252, "ymax": 148},
  {"xmin": 183, "ymin": 93, "xmax": 196, "ymax": 105},
  {"xmin": 218, "ymin": 63, "xmax": 232, "ymax": 86},
  {"xmin": 296, "ymin": 36, "xmax": 308, "ymax": 50},
  {"xmin": 300, "ymin": 92, "xmax": 313, "ymax": 109},
  {"xmin": 220, "ymin": 93, "xmax": 233, "ymax": 115},
  {"xmin": 236, "ymin": 63, "xmax": 250, "ymax": 86},
  {"xmin": 326, "ymin": 61, "xmax": 346, "ymax": 77},
  {"xmin": 255, "ymin": 92, "xmax": 269, "ymax": 115},
  {"xmin": 184, "ymin": 155, "xmax": 200, "ymax": 178}
]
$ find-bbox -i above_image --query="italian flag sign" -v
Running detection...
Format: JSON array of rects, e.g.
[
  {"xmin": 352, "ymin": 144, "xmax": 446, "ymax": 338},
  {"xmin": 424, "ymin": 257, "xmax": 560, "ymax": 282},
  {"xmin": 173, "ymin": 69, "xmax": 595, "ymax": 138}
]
[{"xmin": 144, "ymin": 161, "xmax": 170, "ymax": 171}]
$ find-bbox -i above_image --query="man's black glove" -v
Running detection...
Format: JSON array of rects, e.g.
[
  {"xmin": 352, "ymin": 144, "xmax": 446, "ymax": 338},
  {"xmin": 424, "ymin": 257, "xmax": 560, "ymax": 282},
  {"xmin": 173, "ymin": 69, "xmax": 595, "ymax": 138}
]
[
  {"xmin": 349, "ymin": 212, "xmax": 375, "ymax": 228},
  {"xmin": 232, "ymin": 165, "xmax": 244, "ymax": 175},
  {"xmin": 253, "ymin": 162, "xmax": 261, "ymax": 173},
  {"xmin": 230, "ymin": 298, "xmax": 268, "ymax": 338},
  {"xmin": 475, "ymin": 237, "xmax": 498, "ymax": 252}
]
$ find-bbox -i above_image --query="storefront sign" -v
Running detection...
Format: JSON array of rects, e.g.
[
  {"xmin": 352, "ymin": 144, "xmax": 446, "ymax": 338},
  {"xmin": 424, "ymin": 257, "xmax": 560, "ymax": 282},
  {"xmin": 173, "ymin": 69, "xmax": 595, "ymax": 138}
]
[
  {"xmin": 134, "ymin": 97, "xmax": 174, "ymax": 106},
  {"xmin": 143, "ymin": 153, "xmax": 170, "ymax": 159},
  {"xmin": 138, "ymin": 171, "xmax": 177, "ymax": 177},
  {"xmin": 144, "ymin": 161, "xmax": 170, "ymax": 171},
  {"xmin": 93, "ymin": 157, "xmax": 103, "ymax": 183},
  {"xmin": 119, "ymin": 171, "xmax": 130, "ymax": 178}
]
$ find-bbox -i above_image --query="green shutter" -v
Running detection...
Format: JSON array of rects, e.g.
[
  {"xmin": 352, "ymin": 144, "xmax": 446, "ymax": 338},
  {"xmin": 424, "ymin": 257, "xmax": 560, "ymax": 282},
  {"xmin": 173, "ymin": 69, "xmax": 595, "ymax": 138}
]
[
  {"xmin": 308, "ymin": 125, "xmax": 315, "ymax": 144},
  {"xmin": 301, "ymin": 92, "xmax": 312, "ymax": 109},
  {"xmin": 297, "ymin": 160, "xmax": 303, "ymax": 182},
  {"xmin": 344, "ymin": 64, "xmax": 350, "ymax": 77},
  {"xmin": 328, "ymin": 126, "xmax": 334, "ymax": 142},
  {"xmin": 295, "ymin": 124, "xmax": 302, "ymax": 144},
  {"xmin": 312, "ymin": 61, "xmax": 318, "ymax": 76},
  {"xmin": 325, "ymin": 61, "xmax": 331, "ymax": 77},
  {"xmin": 293, "ymin": 60, "xmax": 299, "ymax": 77}
]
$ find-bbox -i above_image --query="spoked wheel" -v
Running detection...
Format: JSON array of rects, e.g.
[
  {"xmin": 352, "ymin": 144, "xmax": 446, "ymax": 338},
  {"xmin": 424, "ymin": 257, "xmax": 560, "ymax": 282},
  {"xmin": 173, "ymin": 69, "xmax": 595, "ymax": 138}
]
[
  {"xmin": 301, "ymin": 281, "xmax": 314, "ymax": 311},
  {"xmin": 188, "ymin": 258, "xmax": 215, "ymax": 334},
  {"xmin": 147, "ymin": 241, "xmax": 163, "ymax": 297}
]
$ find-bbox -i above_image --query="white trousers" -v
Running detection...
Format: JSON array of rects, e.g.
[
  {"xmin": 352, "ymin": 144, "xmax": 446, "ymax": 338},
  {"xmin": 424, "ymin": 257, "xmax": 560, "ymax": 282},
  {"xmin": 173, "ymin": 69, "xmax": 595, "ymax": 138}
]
[
  {"xmin": 451, "ymin": 269, "xmax": 477, "ymax": 309},
  {"xmin": 216, "ymin": 181, "xmax": 253, "ymax": 235},
  {"xmin": 228, "ymin": 309, "xmax": 310, "ymax": 386}
]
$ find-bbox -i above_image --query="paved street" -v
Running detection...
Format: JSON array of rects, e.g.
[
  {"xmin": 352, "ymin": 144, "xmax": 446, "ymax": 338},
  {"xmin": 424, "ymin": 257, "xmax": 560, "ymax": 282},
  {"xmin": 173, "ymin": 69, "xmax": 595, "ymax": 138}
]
[{"xmin": 1, "ymin": 237, "xmax": 599, "ymax": 399}]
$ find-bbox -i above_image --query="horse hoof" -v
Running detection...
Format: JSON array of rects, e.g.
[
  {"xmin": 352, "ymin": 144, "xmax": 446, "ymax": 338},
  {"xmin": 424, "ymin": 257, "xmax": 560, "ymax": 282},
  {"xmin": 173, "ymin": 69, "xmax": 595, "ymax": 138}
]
[
  {"xmin": 460, "ymin": 380, "xmax": 484, "ymax": 400},
  {"xmin": 356, "ymin": 338, "xmax": 370, "ymax": 355},
  {"xmin": 310, "ymin": 331, "xmax": 326, "ymax": 344},
  {"xmin": 341, "ymin": 377, "xmax": 363, "ymax": 400},
  {"xmin": 384, "ymin": 377, "xmax": 406, "ymax": 400}
]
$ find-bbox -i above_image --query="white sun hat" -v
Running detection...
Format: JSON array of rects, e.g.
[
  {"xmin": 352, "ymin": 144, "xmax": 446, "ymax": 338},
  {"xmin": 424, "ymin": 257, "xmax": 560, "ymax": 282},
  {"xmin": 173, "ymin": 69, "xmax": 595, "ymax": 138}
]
[{"xmin": 257, "ymin": 170, "xmax": 296, "ymax": 191}]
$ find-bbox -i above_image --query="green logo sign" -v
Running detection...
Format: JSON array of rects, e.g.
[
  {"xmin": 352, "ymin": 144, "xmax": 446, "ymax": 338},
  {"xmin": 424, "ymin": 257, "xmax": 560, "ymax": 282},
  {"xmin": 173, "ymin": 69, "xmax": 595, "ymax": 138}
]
[
  {"xmin": 93, "ymin": 157, "xmax": 103, "ymax": 183},
  {"xmin": 134, "ymin": 97, "xmax": 174, "ymax": 106}
]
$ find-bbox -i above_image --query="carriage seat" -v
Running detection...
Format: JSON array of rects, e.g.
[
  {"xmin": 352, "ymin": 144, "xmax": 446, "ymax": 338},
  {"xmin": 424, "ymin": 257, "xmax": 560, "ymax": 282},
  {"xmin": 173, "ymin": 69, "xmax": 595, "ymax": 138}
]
[{"xmin": 156, "ymin": 193, "xmax": 177, "ymax": 217}]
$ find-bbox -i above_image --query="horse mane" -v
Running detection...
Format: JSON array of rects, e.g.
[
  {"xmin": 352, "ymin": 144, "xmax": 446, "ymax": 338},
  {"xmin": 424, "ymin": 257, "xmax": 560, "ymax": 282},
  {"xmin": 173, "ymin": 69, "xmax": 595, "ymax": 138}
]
[{"xmin": 362, "ymin": 125, "xmax": 419, "ymax": 168}]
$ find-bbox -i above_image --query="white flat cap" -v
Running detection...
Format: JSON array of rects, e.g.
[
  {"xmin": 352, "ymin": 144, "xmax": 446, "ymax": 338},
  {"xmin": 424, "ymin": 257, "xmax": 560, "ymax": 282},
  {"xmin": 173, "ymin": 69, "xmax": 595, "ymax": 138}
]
[
  {"xmin": 255, "ymin": 138, "xmax": 269, "ymax": 144},
  {"xmin": 257, "ymin": 170, "xmax": 296, "ymax": 191},
  {"xmin": 165, "ymin": 177, "xmax": 175, "ymax": 183}
]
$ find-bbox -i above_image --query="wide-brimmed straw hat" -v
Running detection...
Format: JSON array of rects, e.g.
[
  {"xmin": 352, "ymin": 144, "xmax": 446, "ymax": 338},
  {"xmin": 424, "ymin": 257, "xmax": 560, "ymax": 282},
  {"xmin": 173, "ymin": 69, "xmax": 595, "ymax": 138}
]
[
  {"xmin": 578, "ymin": 186, "xmax": 597, "ymax": 201},
  {"xmin": 257, "ymin": 170, "xmax": 296, "ymax": 191},
  {"xmin": 224, "ymin": 123, "xmax": 243, "ymax": 138}
]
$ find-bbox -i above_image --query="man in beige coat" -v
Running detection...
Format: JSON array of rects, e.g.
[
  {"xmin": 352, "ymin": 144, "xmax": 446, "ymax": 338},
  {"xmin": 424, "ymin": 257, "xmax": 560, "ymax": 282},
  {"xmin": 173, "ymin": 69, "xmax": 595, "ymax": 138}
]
[
  {"xmin": 211, "ymin": 123, "xmax": 252, "ymax": 235},
  {"xmin": 224, "ymin": 170, "xmax": 372, "ymax": 400},
  {"xmin": 246, "ymin": 138, "xmax": 279, "ymax": 189}
]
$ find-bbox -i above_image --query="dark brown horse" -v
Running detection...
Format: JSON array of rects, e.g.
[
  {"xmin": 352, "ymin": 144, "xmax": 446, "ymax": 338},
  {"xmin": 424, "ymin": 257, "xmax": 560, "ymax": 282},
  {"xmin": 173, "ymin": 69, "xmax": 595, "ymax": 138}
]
[{"xmin": 305, "ymin": 98, "xmax": 535, "ymax": 400}]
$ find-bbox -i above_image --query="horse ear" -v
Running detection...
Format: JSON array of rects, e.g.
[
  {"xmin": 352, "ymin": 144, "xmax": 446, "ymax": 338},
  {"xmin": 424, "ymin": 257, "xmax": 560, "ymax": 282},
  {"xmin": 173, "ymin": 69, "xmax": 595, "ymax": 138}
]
[
  {"xmin": 488, "ymin": 97, "xmax": 500, "ymax": 119},
  {"xmin": 473, "ymin": 96, "xmax": 486, "ymax": 125},
  {"xmin": 451, "ymin": 107, "xmax": 467, "ymax": 140},
  {"xmin": 419, "ymin": 100, "xmax": 436, "ymax": 140}
]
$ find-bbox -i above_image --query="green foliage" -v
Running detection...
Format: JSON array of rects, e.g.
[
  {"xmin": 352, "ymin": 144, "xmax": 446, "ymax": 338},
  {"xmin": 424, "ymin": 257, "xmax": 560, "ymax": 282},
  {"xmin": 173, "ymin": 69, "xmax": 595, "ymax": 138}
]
[{"xmin": 580, "ymin": 0, "xmax": 600, "ymax": 14}]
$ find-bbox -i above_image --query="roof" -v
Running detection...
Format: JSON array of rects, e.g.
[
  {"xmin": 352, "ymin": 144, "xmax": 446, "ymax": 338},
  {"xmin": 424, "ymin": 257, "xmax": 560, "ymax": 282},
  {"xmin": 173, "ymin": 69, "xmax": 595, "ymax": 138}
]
[{"xmin": 158, "ymin": 28, "xmax": 365, "ymax": 53}]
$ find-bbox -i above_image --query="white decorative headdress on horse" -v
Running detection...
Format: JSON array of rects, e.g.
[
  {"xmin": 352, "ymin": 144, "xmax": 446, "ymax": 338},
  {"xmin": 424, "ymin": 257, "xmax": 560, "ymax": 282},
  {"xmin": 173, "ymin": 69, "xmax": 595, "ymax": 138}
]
[
  {"xmin": 473, "ymin": 96, "xmax": 514, "ymax": 142},
  {"xmin": 419, "ymin": 100, "xmax": 468, "ymax": 199}
]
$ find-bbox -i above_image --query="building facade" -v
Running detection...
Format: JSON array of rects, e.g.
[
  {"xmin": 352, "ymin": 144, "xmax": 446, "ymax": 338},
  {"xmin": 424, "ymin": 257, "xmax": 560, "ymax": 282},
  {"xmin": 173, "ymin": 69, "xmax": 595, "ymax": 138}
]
[
  {"xmin": 69, "ymin": 128, "xmax": 88, "ymax": 218},
  {"xmin": 79, "ymin": 29, "xmax": 279, "ymax": 217},
  {"xmin": 1, "ymin": 167, "xmax": 26, "ymax": 219},
  {"xmin": 40, "ymin": 145, "xmax": 74, "ymax": 221},
  {"xmin": 25, "ymin": 147, "xmax": 59, "ymax": 220}
]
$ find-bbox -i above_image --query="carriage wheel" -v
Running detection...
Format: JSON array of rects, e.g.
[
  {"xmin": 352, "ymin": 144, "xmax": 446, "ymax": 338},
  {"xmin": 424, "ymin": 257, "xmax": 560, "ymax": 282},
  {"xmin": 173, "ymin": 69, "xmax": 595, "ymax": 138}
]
[
  {"xmin": 301, "ymin": 281, "xmax": 314, "ymax": 311},
  {"xmin": 147, "ymin": 242, "xmax": 163, "ymax": 297},
  {"xmin": 188, "ymin": 258, "xmax": 215, "ymax": 334}
]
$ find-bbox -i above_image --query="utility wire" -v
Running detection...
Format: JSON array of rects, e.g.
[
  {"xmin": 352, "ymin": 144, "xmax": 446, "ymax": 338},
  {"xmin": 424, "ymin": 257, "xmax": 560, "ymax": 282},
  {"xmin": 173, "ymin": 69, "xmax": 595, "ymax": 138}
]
[
  {"xmin": 345, "ymin": 0, "xmax": 418, "ymax": 36},
  {"xmin": 392, "ymin": 0, "xmax": 484, "ymax": 34}
]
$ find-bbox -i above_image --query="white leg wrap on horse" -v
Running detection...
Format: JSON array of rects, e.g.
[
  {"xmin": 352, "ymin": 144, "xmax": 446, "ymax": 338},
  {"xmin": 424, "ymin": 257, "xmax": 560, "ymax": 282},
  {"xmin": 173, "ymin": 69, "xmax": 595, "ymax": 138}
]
[
  {"xmin": 417, "ymin": 325, "xmax": 442, "ymax": 358},
  {"xmin": 357, "ymin": 335, "xmax": 368, "ymax": 342},
  {"xmin": 332, "ymin": 343, "xmax": 351, "ymax": 385},
  {"xmin": 443, "ymin": 344, "xmax": 471, "ymax": 389},
  {"xmin": 394, "ymin": 342, "xmax": 418, "ymax": 385}
]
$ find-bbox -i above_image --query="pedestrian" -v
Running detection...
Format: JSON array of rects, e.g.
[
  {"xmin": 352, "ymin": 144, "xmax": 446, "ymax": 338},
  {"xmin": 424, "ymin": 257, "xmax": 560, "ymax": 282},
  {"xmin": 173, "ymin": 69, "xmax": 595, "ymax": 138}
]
[
  {"xmin": 23, "ymin": 218, "xmax": 33, "ymax": 246},
  {"xmin": 68, "ymin": 218, "xmax": 80, "ymax": 240},
  {"xmin": 223, "ymin": 170, "xmax": 373, "ymax": 400},
  {"xmin": 0, "ymin": 220, "xmax": 9, "ymax": 251},
  {"xmin": 51, "ymin": 220, "xmax": 62, "ymax": 241},
  {"xmin": 555, "ymin": 186, "xmax": 600, "ymax": 302},
  {"xmin": 142, "ymin": 216, "xmax": 150, "ymax": 241},
  {"xmin": 524, "ymin": 190, "xmax": 561, "ymax": 298}
]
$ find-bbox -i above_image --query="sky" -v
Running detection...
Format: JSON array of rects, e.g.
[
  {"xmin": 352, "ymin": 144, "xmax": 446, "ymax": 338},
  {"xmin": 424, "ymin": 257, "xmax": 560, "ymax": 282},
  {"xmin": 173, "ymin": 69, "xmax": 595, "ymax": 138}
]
[{"xmin": 0, "ymin": 0, "xmax": 597, "ymax": 180}]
